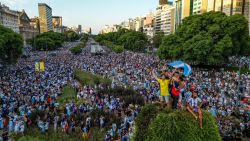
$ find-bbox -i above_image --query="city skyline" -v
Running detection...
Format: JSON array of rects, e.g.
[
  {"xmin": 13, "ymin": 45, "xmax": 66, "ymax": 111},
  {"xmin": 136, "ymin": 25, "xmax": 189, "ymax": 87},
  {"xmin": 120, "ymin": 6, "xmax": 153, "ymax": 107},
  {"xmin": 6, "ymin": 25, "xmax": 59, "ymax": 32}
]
[{"xmin": 0, "ymin": 0, "xmax": 159, "ymax": 34}]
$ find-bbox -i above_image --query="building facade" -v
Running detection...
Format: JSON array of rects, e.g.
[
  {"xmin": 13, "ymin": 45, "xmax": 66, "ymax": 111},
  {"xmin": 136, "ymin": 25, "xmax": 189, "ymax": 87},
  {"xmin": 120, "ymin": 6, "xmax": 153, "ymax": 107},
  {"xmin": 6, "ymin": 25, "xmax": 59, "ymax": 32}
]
[
  {"xmin": 0, "ymin": 3, "xmax": 19, "ymax": 33},
  {"xmin": 155, "ymin": 4, "xmax": 175, "ymax": 35},
  {"xmin": 100, "ymin": 25, "xmax": 119, "ymax": 34},
  {"xmin": 143, "ymin": 12, "xmax": 155, "ymax": 38},
  {"xmin": 174, "ymin": 0, "xmax": 192, "ymax": 30},
  {"xmin": 52, "ymin": 16, "xmax": 62, "ymax": 33},
  {"xmin": 134, "ymin": 17, "xmax": 144, "ymax": 32},
  {"xmin": 18, "ymin": 10, "xmax": 39, "ymax": 46},
  {"xmin": 192, "ymin": 0, "xmax": 208, "ymax": 14},
  {"xmin": 30, "ymin": 17, "xmax": 40, "ymax": 33},
  {"xmin": 38, "ymin": 3, "xmax": 53, "ymax": 33}
]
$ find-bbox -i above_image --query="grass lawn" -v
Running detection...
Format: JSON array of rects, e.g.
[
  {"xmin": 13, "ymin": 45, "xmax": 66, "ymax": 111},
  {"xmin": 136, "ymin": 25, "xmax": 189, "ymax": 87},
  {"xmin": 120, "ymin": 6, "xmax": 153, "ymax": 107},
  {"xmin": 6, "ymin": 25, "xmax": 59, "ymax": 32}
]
[
  {"xmin": 74, "ymin": 69, "xmax": 111, "ymax": 87},
  {"xmin": 58, "ymin": 85, "xmax": 87, "ymax": 108}
]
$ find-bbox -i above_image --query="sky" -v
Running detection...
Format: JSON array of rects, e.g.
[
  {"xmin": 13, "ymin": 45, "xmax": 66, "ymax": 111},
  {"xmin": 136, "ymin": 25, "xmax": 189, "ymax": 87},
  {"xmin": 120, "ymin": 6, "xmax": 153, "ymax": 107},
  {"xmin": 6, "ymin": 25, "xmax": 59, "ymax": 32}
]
[{"xmin": 1, "ymin": 0, "xmax": 159, "ymax": 34}]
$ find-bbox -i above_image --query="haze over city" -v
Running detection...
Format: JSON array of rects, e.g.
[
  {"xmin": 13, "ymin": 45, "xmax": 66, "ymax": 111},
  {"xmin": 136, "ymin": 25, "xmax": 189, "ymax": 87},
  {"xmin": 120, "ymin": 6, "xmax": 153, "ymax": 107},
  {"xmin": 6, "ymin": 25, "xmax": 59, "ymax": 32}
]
[{"xmin": 0, "ymin": 0, "xmax": 160, "ymax": 34}]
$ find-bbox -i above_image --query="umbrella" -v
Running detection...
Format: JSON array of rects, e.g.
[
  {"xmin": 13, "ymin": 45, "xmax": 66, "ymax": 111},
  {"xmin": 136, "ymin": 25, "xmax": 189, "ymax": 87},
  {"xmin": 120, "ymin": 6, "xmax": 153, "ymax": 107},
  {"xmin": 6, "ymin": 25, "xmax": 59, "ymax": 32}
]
[{"xmin": 168, "ymin": 61, "xmax": 192, "ymax": 77}]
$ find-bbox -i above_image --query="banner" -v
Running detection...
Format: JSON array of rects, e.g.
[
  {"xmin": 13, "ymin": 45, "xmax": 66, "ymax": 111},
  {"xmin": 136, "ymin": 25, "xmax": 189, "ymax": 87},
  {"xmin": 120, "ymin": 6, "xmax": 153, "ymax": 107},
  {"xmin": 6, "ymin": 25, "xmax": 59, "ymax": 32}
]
[
  {"xmin": 39, "ymin": 61, "xmax": 45, "ymax": 72},
  {"xmin": 35, "ymin": 62, "xmax": 39, "ymax": 72},
  {"xmin": 35, "ymin": 61, "xmax": 45, "ymax": 72}
]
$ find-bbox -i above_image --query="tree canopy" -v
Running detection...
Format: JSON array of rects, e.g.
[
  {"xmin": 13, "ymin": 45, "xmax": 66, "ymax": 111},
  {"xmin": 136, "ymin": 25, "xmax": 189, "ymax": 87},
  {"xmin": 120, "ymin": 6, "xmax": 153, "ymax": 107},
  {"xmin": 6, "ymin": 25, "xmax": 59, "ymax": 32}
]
[
  {"xmin": 30, "ymin": 31, "xmax": 64, "ymax": 51},
  {"xmin": 153, "ymin": 32, "xmax": 165, "ymax": 48},
  {"xmin": 0, "ymin": 25, "xmax": 23, "ymax": 64},
  {"xmin": 64, "ymin": 30, "xmax": 80, "ymax": 42},
  {"xmin": 157, "ymin": 12, "xmax": 250, "ymax": 65},
  {"xmin": 95, "ymin": 29, "xmax": 148, "ymax": 52}
]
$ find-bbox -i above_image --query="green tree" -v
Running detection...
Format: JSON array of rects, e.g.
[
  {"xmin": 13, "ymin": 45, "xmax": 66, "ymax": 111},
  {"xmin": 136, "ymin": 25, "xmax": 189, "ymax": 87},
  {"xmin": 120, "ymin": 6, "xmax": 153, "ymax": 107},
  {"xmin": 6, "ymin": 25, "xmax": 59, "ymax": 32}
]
[
  {"xmin": 30, "ymin": 31, "xmax": 64, "ymax": 51},
  {"xmin": 153, "ymin": 32, "xmax": 165, "ymax": 48},
  {"xmin": 95, "ymin": 28, "xmax": 147, "ymax": 52},
  {"xmin": 35, "ymin": 37, "xmax": 55, "ymax": 51},
  {"xmin": 65, "ymin": 30, "xmax": 80, "ymax": 42},
  {"xmin": 158, "ymin": 12, "xmax": 250, "ymax": 65},
  {"xmin": 0, "ymin": 25, "xmax": 23, "ymax": 64}
]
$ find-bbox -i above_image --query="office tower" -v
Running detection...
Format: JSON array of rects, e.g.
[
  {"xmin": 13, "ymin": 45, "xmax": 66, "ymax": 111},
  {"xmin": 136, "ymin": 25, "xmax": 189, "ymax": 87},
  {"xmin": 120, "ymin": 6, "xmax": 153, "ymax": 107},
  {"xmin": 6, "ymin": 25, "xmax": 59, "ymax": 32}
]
[{"xmin": 38, "ymin": 3, "xmax": 52, "ymax": 33}]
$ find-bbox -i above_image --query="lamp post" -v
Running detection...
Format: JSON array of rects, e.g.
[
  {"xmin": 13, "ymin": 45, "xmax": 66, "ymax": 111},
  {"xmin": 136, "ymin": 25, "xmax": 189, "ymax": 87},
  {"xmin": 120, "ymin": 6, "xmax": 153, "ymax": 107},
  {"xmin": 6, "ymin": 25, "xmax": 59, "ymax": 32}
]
[{"xmin": 123, "ymin": 46, "xmax": 126, "ymax": 74}]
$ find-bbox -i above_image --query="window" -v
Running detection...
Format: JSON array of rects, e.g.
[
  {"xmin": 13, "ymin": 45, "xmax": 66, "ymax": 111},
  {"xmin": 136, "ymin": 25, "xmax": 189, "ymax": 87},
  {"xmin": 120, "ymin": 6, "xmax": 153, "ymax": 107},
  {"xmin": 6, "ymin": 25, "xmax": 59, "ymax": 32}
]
[
  {"xmin": 236, "ymin": 2, "xmax": 242, "ymax": 6},
  {"xmin": 235, "ymin": 8, "xmax": 242, "ymax": 12}
]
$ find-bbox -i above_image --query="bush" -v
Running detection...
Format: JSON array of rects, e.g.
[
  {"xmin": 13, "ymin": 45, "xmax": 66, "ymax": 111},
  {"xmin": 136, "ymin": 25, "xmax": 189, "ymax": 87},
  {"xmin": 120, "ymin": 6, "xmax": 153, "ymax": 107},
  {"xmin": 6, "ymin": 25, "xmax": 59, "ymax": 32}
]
[
  {"xmin": 133, "ymin": 104, "xmax": 160, "ymax": 141},
  {"xmin": 145, "ymin": 110, "xmax": 221, "ymax": 141},
  {"xmin": 99, "ymin": 87, "xmax": 145, "ymax": 106}
]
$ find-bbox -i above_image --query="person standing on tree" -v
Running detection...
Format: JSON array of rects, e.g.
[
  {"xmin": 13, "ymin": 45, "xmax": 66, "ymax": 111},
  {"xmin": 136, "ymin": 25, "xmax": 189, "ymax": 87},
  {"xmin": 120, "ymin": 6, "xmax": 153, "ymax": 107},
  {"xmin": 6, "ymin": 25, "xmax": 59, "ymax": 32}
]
[
  {"xmin": 187, "ymin": 90, "xmax": 203, "ymax": 129},
  {"xmin": 152, "ymin": 69, "xmax": 170, "ymax": 110},
  {"xmin": 170, "ymin": 72, "xmax": 181, "ymax": 109}
]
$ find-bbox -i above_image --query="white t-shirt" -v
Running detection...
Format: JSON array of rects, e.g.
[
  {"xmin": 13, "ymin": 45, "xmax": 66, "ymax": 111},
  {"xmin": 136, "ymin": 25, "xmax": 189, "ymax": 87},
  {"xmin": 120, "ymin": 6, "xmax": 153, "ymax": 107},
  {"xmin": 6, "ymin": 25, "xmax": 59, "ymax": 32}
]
[{"xmin": 188, "ymin": 97, "xmax": 202, "ymax": 108}]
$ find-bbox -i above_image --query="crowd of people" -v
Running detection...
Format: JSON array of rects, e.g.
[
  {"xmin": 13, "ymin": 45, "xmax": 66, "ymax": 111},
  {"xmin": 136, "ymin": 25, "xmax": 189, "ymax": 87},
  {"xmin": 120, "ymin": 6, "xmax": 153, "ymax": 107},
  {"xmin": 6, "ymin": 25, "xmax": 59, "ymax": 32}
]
[{"xmin": 0, "ymin": 40, "xmax": 249, "ymax": 141}]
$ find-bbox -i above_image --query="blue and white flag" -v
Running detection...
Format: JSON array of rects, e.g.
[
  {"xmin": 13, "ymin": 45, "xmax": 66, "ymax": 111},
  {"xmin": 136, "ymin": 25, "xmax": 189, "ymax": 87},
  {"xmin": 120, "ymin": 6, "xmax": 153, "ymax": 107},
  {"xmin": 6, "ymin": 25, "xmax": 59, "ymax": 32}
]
[{"xmin": 168, "ymin": 61, "xmax": 192, "ymax": 76}]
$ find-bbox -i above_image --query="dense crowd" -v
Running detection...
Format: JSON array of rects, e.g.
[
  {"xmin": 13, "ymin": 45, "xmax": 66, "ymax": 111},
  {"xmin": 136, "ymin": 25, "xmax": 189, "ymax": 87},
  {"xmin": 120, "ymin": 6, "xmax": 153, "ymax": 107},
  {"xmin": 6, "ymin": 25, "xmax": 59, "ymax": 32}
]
[
  {"xmin": 228, "ymin": 56, "xmax": 250, "ymax": 68},
  {"xmin": 0, "ymin": 41, "xmax": 249, "ymax": 141}
]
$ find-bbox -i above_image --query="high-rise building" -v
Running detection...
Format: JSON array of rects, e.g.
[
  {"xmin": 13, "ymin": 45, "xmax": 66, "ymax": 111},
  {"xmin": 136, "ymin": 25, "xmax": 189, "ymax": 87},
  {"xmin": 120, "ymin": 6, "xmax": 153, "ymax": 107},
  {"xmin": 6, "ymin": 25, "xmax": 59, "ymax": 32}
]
[
  {"xmin": 0, "ymin": 3, "xmax": 19, "ymax": 33},
  {"xmin": 192, "ymin": 0, "xmax": 208, "ymax": 14},
  {"xmin": 78, "ymin": 25, "xmax": 82, "ymax": 34},
  {"xmin": 155, "ymin": 4, "xmax": 175, "ymax": 35},
  {"xmin": 52, "ymin": 16, "xmax": 62, "ymax": 33},
  {"xmin": 174, "ymin": 0, "xmax": 192, "ymax": 30},
  {"xmin": 38, "ymin": 3, "xmax": 52, "ymax": 33},
  {"xmin": 134, "ymin": 17, "xmax": 144, "ymax": 32},
  {"xmin": 143, "ymin": 12, "xmax": 155, "ymax": 38}
]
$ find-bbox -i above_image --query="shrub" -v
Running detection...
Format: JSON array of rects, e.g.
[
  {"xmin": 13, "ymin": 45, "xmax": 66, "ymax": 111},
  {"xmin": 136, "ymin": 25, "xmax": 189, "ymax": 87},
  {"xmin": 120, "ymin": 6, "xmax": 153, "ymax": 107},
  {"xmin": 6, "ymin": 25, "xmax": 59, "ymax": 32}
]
[
  {"xmin": 145, "ymin": 110, "xmax": 221, "ymax": 141},
  {"xmin": 99, "ymin": 87, "xmax": 145, "ymax": 106}
]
